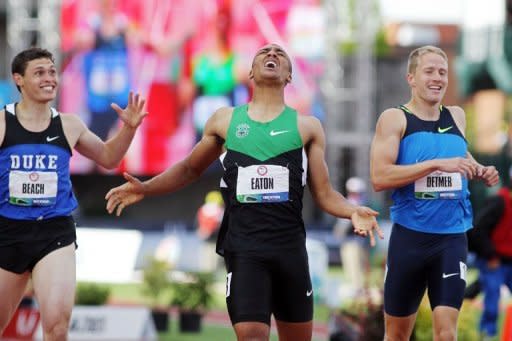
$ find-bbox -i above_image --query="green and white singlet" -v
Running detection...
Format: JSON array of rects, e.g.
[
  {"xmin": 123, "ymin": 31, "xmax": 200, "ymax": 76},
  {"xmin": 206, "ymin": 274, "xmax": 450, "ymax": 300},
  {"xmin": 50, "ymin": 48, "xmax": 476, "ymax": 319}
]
[{"xmin": 216, "ymin": 104, "xmax": 308, "ymax": 254}]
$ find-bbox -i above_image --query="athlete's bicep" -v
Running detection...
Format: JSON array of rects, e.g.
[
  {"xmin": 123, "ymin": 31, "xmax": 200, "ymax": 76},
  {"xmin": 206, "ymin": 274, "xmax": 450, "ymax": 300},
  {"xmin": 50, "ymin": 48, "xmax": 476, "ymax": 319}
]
[
  {"xmin": 370, "ymin": 110, "xmax": 404, "ymax": 188},
  {"xmin": 74, "ymin": 128, "xmax": 106, "ymax": 161},
  {"xmin": 370, "ymin": 109, "xmax": 406, "ymax": 191},
  {"xmin": 186, "ymin": 108, "xmax": 229, "ymax": 173},
  {"xmin": 305, "ymin": 118, "xmax": 331, "ymax": 198}
]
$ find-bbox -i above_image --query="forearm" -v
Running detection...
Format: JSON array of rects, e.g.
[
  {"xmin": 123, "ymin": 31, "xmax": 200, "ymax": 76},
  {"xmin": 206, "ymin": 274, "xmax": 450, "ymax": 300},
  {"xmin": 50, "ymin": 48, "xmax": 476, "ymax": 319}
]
[
  {"xmin": 315, "ymin": 188, "xmax": 358, "ymax": 219},
  {"xmin": 101, "ymin": 124, "xmax": 137, "ymax": 168},
  {"xmin": 372, "ymin": 159, "xmax": 438, "ymax": 191},
  {"xmin": 142, "ymin": 160, "xmax": 201, "ymax": 196}
]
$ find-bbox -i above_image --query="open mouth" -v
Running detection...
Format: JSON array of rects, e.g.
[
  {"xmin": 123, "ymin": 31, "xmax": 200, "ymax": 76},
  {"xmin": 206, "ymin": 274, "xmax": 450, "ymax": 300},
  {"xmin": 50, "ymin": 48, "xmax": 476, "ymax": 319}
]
[{"xmin": 264, "ymin": 61, "xmax": 277, "ymax": 69}]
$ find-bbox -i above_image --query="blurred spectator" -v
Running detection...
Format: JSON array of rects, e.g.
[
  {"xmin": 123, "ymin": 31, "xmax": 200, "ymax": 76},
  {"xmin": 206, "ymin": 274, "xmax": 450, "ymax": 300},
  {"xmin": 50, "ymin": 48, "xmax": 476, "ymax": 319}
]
[
  {"xmin": 455, "ymin": 0, "xmax": 512, "ymax": 154},
  {"xmin": 196, "ymin": 190, "xmax": 225, "ymax": 241},
  {"xmin": 333, "ymin": 177, "xmax": 371, "ymax": 293},
  {"xmin": 191, "ymin": 3, "xmax": 248, "ymax": 140},
  {"xmin": 140, "ymin": 0, "xmax": 195, "ymax": 174},
  {"xmin": 467, "ymin": 166, "xmax": 512, "ymax": 339},
  {"xmin": 75, "ymin": 0, "xmax": 138, "ymax": 140}
]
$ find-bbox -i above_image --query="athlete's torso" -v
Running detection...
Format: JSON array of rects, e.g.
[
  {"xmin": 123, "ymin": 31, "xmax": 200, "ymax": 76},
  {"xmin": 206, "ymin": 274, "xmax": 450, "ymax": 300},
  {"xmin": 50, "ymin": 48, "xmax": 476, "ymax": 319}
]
[
  {"xmin": 0, "ymin": 103, "xmax": 78, "ymax": 220},
  {"xmin": 391, "ymin": 105, "xmax": 473, "ymax": 233},
  {"xmin": 218, "ymin": 104, "xmax": 308, "ymax": 253}
]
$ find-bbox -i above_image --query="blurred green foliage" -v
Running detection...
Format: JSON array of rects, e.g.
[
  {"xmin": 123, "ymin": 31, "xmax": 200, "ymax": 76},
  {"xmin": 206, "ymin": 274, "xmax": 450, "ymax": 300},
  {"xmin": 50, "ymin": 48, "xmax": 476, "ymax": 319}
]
[
  {"xmin": 75, "ymin": 282, "xmax": 111, "ymax": 305},
  {"xmin": 414, "ymin": 297, "xmax": 479, "ymax": 340}
]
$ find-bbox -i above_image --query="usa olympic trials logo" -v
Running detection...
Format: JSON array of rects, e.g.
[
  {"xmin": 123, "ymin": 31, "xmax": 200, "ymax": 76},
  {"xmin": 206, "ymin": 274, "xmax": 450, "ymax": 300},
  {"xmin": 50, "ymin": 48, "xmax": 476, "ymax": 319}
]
[{"xmin": 235, "ymin": 123, "xmax": 250, "ymax": 138}]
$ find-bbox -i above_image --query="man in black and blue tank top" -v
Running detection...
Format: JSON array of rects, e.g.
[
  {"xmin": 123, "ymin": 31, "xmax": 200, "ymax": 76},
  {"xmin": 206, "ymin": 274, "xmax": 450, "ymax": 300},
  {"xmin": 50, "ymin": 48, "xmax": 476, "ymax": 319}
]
[
  {"xmin": 0, "ymin": 47, "xmax": 147, "ymax": 339},
  {"xmin": 106, "ymin": 43, "xmax": 383, "ymax": 341},
  {"xmin": 370, "ymin": 45, "xmax": 500, "ymax": 340}
]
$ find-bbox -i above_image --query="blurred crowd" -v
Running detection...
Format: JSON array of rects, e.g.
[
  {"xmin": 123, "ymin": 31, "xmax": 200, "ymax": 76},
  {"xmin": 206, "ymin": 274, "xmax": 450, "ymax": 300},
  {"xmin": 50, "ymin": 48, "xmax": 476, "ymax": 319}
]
[{"xmin": 58, "ymin": 0, "xmax": 326, "ymax": 175}]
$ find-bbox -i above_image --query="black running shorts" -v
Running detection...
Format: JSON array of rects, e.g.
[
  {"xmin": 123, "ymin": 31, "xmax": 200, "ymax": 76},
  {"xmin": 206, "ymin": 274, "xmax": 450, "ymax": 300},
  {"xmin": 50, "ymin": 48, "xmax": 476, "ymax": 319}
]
[
  {"xmin": 384, "ymin": 223, "xmax": 468, "ymax": 316},
  {"xmin": 224, "ymin": 245, "xmax": 314, "ymax": 325},
  {"xmin": 0, "ymin": 215, "xmax": 77, "ymax": 274}
]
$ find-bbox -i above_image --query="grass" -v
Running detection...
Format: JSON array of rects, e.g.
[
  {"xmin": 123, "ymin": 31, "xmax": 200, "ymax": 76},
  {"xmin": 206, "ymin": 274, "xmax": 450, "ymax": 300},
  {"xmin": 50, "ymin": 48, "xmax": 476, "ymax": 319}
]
[
  {"xmin": 103, "ymin": 279, "xmax": 331, "ymax": 340},
  {"xmin": 158, "ymin": 320, "xmax": 237, "ymax": 341},
  {"xmin": 98, "ymin": 266, "xmax": 512, "ymax": 339},
  {"xmin": 158, "ymin": 319, "xmax": 326, "ymax": 341},
  {"xmin": 106, "ymin": 281, "xmax": 331, "ymax": 323}
]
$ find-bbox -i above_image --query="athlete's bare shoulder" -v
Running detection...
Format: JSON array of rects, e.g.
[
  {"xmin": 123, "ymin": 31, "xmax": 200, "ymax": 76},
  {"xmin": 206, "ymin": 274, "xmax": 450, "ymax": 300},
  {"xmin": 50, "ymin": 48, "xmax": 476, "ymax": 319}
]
[
  {"xmin": 59, "ymin": 112, "xmax": 87, "ymax": 146},
  {"xmin": 376, "ymin": 107, "xmax": 407, "ymax": 138},
  {"xmin": 444, "ymin": 105, "xmax": 467, "ymax": 134},
  {"xmin": 204, "ymin": 106, "xmax": 234, "ymax": 140},
  {"xmin": 379, "ymin": 107, "xmax": 405, "ymax": 121},
  {"xmin": 59, "ymin": 112, "xmax": 86, "ymax": 131},
  {"xmin": 297, "ymin": 113, "xmax": 323, "ymax": 145},
  {"xmin": 445, "ymin": 105, "xmax": 465, "ymax": 120}
]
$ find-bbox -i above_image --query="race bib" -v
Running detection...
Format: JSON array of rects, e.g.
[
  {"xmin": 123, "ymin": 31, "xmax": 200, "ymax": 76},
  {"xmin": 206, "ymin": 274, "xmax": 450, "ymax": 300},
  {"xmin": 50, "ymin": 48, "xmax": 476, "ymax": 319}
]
[
  {"xmin": 9, "ymin": 170, "xmax": 58, "ymax": 206},
  {"xmin": 414, "ymin": 171, "xmax": 462, "ymax": 199},
  {"xmin": 236, "ymin": 165, "xmax": 289, "ymax": 203}
]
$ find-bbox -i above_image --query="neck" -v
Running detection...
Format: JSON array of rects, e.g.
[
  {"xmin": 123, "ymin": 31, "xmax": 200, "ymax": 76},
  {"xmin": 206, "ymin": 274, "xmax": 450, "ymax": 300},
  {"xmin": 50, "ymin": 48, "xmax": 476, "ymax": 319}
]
[
  {"xmin": 247, "ymin": 89, "xmax": 286, "ymax": 122},
  {"xmin": 251, "ymin": 84, "xmax": 285, "ymax": 104},
  {"xmin": 17, "ymin": 99, "xmax": 51, "ymax": 120},
  {"xmin": 406, "ymin": 98, "xmax": 441, "ymax": 119}
]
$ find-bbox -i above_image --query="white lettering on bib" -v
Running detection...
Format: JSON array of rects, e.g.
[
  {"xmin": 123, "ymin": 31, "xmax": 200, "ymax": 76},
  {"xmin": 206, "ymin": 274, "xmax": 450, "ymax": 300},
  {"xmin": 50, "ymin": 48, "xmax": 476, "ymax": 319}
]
[
  {"xmin": 236, "ymin": 165, "xmax": 289, "ymax": 203},
  {"xmin": 9, "ymin": 170, "xmax": 58, "ymax": 206},
  {"xmin": 414, "ymin": 171, "xmax": 462, "ymax": 199}
]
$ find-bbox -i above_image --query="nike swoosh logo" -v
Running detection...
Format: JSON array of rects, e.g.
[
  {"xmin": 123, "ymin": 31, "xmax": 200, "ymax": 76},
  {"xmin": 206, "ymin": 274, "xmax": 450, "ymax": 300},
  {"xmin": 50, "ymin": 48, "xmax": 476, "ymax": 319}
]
[
  {"xmin": 442, "ymin": 272, "xmax": 459, "ymax": 279},
  {"xmin": 46, "ymin": 136, "xmax": 59, "ymax": 142},
  {"xmin": 306, "ymin": 290, "xmax": 313, "ymax": 297},
  {"xmin": 269, "ymin": 130, "xmax": 289, "ymax": 136},
  {"xmin": 437, "ymin": 126, "xmax": 453, "ymax": 133}
]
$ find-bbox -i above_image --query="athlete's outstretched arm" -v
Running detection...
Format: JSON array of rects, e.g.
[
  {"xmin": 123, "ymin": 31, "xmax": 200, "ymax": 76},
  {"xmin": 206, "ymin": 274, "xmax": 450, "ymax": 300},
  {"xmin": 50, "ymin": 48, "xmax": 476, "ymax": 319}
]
[
  {"xmin": 73, "ymin": 92, "xmax": 147, "ymax": 169},
  {"xmin": 370, "ymin": 108, "xmax": 479, "ymax": 191},
  {"xmin": 105, "ymin": 107, "xmax": 230, "ymax": 216},
  {"xmin": 302, "ymin": 116, "xmax": 382, "ymax": 246}
]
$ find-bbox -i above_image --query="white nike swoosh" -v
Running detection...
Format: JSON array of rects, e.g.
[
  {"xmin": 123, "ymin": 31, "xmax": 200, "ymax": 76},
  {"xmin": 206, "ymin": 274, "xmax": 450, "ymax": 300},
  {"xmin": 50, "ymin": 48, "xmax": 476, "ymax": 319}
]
[
  {"xmin": 306, "ymin": 290, "xmax": 313, "ymax": 297},
  {"xmin": 269, "ymin": 130, "xmax": 289, "ymax": 136},
  {"xmin": 46, "ymin": 136, "xmax": 59, "ymax": 142},
  {"xmin": 442, "ymin": 272, "xmax": 459, "ymax": 279}
]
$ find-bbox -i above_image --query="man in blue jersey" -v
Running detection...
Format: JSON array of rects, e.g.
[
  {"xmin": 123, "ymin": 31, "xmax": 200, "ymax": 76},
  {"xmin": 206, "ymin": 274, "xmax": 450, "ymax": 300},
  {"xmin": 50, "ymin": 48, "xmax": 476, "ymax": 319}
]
[
  {"xmin": 105, "ymin": 43, "xmax": 383, "ymax": 341},
  {"xmin": 370, "ymin": 45, "xmax": 500, "ymax": 340},
  {"xmin": 0, "ymin": 47, "xmax": 147, "ymax": 340}
]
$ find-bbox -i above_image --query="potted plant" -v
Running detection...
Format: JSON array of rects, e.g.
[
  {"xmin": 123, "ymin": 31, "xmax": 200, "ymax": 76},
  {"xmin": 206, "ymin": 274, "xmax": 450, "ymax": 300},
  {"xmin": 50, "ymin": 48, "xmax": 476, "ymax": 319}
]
[
  {"xmin": 141, "ymin": 256, "xmax": 171, "ymax": 332},
  {"xmin": 75, "ymin": 282, "xmax": 111, "ymax": 306},
  {"xmin": 170, "ymin": 271, "xmax": 214, "ymax": 333}
]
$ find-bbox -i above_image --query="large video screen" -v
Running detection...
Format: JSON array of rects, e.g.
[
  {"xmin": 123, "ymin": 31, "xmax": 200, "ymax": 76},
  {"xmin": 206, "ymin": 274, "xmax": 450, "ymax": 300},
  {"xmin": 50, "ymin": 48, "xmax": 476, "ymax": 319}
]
[{"xmin": 60, "ymin": 0, "xmax": 326, "ymax": 175}]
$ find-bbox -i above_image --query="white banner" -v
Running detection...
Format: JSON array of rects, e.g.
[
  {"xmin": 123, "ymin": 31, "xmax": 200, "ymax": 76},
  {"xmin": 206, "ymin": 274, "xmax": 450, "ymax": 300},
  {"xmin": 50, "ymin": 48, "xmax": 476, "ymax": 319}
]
[
  {"xmin": 34, "ymin": 306, "xmax": 157, "ymax": 340},
  {"xmin": 76, "ymin": 228, "xmax": 142, "ymax": 283}
]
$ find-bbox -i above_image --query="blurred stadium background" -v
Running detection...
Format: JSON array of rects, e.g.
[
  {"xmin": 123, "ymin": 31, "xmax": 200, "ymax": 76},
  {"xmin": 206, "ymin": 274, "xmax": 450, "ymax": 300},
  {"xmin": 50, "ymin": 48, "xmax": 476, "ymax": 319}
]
[{"xmin": 1, "ymin": 0, "xmax": 512, "ymax": 340}]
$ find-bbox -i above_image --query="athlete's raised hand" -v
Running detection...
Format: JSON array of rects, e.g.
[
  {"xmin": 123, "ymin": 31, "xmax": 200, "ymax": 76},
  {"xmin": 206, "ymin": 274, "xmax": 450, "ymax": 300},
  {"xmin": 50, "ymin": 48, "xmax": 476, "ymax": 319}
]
[
  {"xmin": 351, "ymin": 206, "xmax": 383, "ymax": 247},
  {"xmin": 111, "ymin": 91, "xmax": 148, "ymax": 129},
  {"xmin": 106, "ymin": 172, "xmax": 145, "ymax": 216}
]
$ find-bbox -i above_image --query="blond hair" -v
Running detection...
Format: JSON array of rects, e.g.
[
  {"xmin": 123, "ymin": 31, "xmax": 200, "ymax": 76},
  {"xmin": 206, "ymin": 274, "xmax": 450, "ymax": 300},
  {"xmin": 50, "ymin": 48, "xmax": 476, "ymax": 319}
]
[{"xmin": 407, "ymin": 45, "xmax": 448, "ymax": 74}]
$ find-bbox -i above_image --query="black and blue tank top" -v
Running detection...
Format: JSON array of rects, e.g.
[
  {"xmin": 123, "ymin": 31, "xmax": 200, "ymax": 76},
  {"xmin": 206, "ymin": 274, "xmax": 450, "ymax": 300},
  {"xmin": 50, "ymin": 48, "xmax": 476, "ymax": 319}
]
[
  {"xmin": 390, "ymin": 105, "xmax": 473, "ymax": 233},
  {"xmin": 0, "ymin": 103, "xmax": 78, "ymax": 220}
]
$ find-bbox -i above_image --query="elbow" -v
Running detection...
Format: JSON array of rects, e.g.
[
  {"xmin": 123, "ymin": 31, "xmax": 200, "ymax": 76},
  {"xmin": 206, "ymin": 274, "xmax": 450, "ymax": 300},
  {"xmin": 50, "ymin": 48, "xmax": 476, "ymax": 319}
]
[
  {"xmin": 98, "ymin": 159, "xmax": 120, "ymax": 170},
  {"xmin": 370, "ymin": 174, "xmax": 387, "ymax": 192},
  {"xmin": 372, "ymin": 182, "xmax": 386, "ymax": 192}
]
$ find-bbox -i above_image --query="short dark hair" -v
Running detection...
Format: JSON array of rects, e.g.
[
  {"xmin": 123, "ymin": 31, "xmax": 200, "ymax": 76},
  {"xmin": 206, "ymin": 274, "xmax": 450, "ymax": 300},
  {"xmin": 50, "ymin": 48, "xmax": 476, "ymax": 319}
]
[{"xmin": 12, "ymin": 47, "xmax": 55, "ymax": 92}]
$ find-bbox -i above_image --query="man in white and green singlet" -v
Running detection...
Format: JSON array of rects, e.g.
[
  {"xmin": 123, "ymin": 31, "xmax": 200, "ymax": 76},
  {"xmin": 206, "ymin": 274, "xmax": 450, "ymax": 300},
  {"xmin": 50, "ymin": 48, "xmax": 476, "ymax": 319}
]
[{"xmin": 106, "ymin": 43, "xmax": 382, "ymax": 341}]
